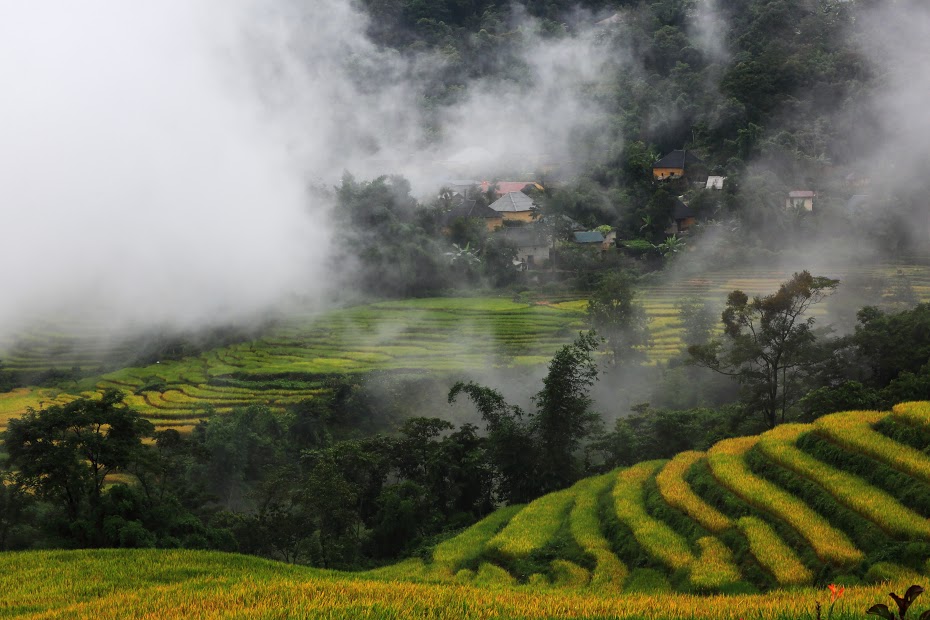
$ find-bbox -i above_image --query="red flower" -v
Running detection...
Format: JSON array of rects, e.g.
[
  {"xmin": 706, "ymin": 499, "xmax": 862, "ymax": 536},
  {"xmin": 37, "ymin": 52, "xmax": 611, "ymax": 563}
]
[{"xmin": 828, "ymin": 584, "xmax": 845, "ymax": 602}]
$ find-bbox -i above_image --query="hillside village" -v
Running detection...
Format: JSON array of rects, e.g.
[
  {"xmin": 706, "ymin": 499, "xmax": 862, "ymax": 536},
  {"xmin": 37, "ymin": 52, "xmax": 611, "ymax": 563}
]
[{"xmin": 435, "ymin": 147, "xmax": 861, "ymax": 272}]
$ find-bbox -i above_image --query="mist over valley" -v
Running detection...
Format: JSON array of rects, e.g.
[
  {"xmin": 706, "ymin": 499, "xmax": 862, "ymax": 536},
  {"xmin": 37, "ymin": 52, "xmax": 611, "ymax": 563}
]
[{"xmin": 4, "ymin": 1, "xmax": 930, "ymax": 616}]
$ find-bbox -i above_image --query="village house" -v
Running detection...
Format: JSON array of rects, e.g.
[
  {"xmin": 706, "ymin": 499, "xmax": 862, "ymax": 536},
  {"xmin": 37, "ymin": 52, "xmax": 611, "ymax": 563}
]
[
  {"xmin": 653, "ymin": 150, "xmax": 704, "ymax": 181},
  {"xmin": 480, "ymin": 181, "xmax": 543, "ymax": 199},
  {"xmin": 573, "ymin": 229, "xmax": 617, "ymax": 253},
  {"xmin": 705, "ymin": 176, "xmax": 726, "ymax": 190},
  {"xmin": 440, "ymin": 200, "xmax": 503, "ymax": 233},
  {"xmin": 844, "ymin": 172, "xmax": 871, "ymax": 190},
  {"xmin": 498, "ymin": 225, "xmax": 550, "ymax": 269},
  {"xmin": 664, "ymin": 198, "xmax": 696, "ymax": 234},
  {"xmin": 786, "ymin": 190, "xmax": 816, "ymax": 211},
  {"xmin": 573, "ymin": 230, "xmax": 604, "ymax": 247},
  {"xmin": 595, "ymin": 12, "xmax": 624, "ymax": 27},
  {"xmin": 488, "ymin": 191, "xmax": 538, "ymax": 223},
  {"xmin": 440, "ymin": 180, "xmax": 481, "ymax": 199}
]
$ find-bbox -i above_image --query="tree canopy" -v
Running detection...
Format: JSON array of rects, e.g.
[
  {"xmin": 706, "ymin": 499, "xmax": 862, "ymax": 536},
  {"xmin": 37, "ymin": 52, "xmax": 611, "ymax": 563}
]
[{"xmin": 689, "ymin": 271, "xmax": 838, "ymax": 428}]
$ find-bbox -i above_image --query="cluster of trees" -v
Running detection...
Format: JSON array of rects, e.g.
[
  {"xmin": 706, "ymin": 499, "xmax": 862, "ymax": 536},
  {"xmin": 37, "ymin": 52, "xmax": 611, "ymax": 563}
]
[
  {"xmin": 328, "ymin": 174, "xmax": 522, "ymax": 298},
  {"xmin": 0, "ymin": 334, "xmax": 607, "ymax": 566}
]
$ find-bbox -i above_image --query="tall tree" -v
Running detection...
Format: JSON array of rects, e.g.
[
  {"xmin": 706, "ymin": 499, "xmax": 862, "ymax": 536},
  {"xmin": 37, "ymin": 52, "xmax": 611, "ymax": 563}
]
[
  {"xmin": 531, "ymin": 330, "xmax": 602, "ymax": 494},
  {"xmin": 689, "ymin": 271, "xmax": 838, "ymax": 428},
  {"xmin": 676, "ymin": 296, "xmax": 718, "ymax": 347},
  {"xmin": 587, "ymin": 270, "xmax": 650, "ymax": 365},
  {"xmin": 449, "ymin": 331, "xmax": 602, "ymax": 500},
  {"xmin": 2, "ymin": 390, "xmax": 154, "ymax": 541},
  {"xmin": 447, "ymin": 381, "xmax": 537, "ymax": 503}
]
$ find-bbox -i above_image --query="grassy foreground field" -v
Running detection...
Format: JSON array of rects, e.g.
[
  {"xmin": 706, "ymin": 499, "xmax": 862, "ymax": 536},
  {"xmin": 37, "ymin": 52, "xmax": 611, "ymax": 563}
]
[
  {"xmin": 1, "ymin": 264, "xmax": 928, "ymax": 432},
  {"xmin": 0, "ymin": 548, "xmax": 926, "ymax": 620}
]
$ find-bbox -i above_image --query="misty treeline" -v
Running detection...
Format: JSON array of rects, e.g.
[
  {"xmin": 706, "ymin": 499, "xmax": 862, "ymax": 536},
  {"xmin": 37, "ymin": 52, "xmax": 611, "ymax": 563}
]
[
  {"xmin": 0, "ymin": 334, "xmax": 608, "ymax": 565},
  {"xmin": 4, "ymin": 274, "xmax": 930, "ymax": 567},
  {"xmin": 347, "ymin": 0, "xmax": 927, "ymax": 262},
  {"xmin": 321, "ymin": 0, "xmax": 926, "ymax": 305}
]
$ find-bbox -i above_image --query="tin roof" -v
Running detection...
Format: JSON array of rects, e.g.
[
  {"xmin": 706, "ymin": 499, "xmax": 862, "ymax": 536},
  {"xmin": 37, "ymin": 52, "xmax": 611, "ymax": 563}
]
[{"xmin": 488, "ymin": 191, "xmax": 537, "ymax": 213}]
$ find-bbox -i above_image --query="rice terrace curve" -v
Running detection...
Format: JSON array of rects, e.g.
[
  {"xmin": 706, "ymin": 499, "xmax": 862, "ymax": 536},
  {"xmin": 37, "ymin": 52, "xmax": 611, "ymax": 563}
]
[
  {"xmin": 3, "ymin": 402, "xmax": 930, "ymax": 618},
  {"xmin": 2, "ymin": 264, "xmax": 928, "ymax": 432}
]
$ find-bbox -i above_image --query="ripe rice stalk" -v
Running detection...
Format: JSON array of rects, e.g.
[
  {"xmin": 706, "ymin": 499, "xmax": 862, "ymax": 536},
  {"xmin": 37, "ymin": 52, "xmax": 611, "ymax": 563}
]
[
  {"xmin": 815, "ymin": 409, "xmax": 930, "ymax": 485},
  {"xmin": 568, "ymin": 473, "xmax": 628, "ymax": 589},
  {"xmin": 612, "ymin": 461, "xmax": 695, "ymax": 570},
  {"xmin": 892, "ymin": 401, "xmax": 930, "ymax": 427},
  {"xmin": 488, "ymin": 489, "xmax": 575, "ymax": 558},
  {"xmin": 688, "ymin": 536, "xmax": 741, "ymax": 589},
  {"xmin": 738, "ymin": 516, "xmax": 814, "ymax": 586},
  {"xmin": 758, "ymin": 423, "xmax": 930, "ymax": 539},
  {"xmin": 433, "ymin": 505, "xmax": 523, "ymax": 570},
  {"xmin": 707, "ymin": 436, "xmax": 862, "ymax": 566},
  {"xmin": 656, "ymin": 451, "xmax": 732, "ymax": 534}
]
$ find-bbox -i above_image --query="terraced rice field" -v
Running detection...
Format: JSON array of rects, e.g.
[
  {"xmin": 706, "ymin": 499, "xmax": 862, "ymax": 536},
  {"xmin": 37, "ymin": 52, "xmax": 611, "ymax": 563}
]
[
  {"xmin": 4, "ymin": 405, "xmax": 930, "ymax": 616},
  {"xmin": 2, "ymin": 264, "xmax": 929, "ymax": 431},
  {"xmin": 369, "ymin": 405, "xmax": 930, "ymax": 594}
]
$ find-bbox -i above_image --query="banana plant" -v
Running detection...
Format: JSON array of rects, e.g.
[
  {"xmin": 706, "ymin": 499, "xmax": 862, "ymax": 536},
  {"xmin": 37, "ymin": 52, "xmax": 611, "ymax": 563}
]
[
  {"xmin": 655, "ymin": 235, "xmax": 685, "ymax": 257},
  {"xmin": 867, "ymin": 585, "xmax": 929, "ymax": 620},
  {"xmin": 444, "ymin": 242, "xmax": 481, "ymax": 267}
]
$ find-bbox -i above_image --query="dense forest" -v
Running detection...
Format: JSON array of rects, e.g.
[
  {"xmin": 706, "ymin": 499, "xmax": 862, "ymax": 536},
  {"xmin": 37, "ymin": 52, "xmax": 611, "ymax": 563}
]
[{"xmin": 314, "ymin": 0, "xmax": 926, "ymax": 299}]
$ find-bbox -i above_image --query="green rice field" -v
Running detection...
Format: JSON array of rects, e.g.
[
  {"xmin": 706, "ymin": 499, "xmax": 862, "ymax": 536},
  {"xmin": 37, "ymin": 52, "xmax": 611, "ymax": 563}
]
[{"xmin": 2, "ymin": 264, "xmax": 928, "ymax": 431}]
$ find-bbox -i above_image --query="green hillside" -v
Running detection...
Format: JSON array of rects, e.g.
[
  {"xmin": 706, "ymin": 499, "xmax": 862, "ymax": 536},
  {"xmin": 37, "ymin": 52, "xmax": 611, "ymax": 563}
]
[
  {"xmin": 368, "ymin": 402, "xmax": 930, "ymax": 594},
  {"xmin": 4, "ymin": 403, "xmax": 930, "ymax": 618},
  {"xmin": 3, "ymin": 264, "xmax": 928, "ymax": 432}
]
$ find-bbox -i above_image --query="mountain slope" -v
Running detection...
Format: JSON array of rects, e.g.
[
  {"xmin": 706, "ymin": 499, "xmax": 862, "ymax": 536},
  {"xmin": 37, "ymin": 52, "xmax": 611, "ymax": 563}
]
[{"xmin": 372, "ymin": 402, "xmax": 930, "ymax": 593}]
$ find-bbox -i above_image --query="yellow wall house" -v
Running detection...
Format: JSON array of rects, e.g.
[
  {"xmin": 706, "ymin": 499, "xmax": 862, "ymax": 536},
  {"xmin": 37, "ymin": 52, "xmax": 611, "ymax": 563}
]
[
  {"xmin": 488, "ymin": 191, "xmax": 538, "ymax": 223},
  {"xmin": 653, "ymin": 149, "xmax": 704, "ymax": 181}
]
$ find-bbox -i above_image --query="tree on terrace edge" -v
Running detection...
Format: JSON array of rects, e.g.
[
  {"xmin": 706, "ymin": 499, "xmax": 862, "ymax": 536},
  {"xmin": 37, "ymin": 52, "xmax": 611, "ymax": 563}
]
[{"xmin": 688, "ymin": 270, "xmax": 839, "ymax": 428}]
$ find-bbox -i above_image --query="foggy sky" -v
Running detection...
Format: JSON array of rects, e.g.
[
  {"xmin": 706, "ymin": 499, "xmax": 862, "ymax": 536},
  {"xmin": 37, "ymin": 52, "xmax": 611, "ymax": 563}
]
[
  {"xmin": 0, "ymin": 0, "xmax": 616, "ymax": 341},
  {"xmin": 2, "ymin": 0, "xmax": 927, "ymax": 348}
]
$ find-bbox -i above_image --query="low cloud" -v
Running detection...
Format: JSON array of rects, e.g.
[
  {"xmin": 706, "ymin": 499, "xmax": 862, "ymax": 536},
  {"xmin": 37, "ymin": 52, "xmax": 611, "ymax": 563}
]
[{"xmin": 0, "ymin": 0, "xmax": 620, "ymax": 341}]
